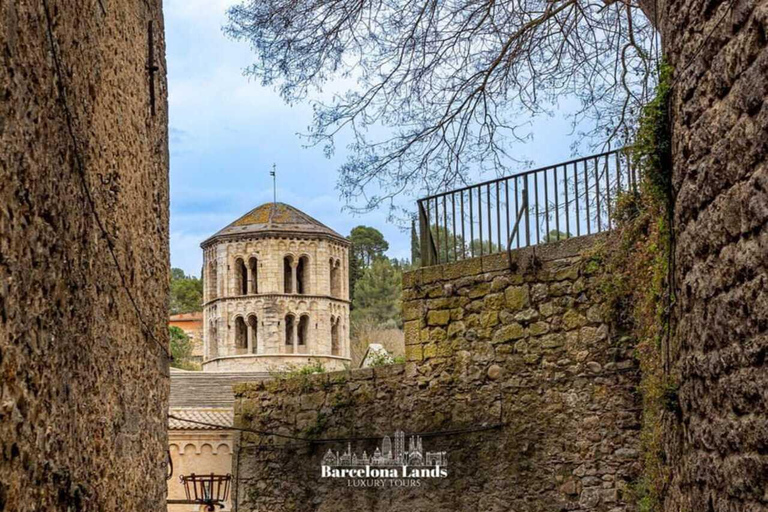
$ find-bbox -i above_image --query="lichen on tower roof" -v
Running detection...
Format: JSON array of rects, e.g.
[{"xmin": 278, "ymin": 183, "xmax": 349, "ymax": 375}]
[{"xmin": 202, "ymin": 202, "xmax": 348, "ymax": 246}]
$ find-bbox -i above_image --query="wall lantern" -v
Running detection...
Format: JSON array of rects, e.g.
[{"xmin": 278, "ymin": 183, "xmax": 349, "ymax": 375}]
[{"xmin": 179, "ymin": 473, "xmax": 232, "ymax": 511}]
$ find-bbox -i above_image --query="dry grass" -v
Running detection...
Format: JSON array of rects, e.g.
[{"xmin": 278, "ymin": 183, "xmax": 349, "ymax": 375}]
[{"xmin": 350, "ymin": 318, "xmax": 405, "ymax": 368}]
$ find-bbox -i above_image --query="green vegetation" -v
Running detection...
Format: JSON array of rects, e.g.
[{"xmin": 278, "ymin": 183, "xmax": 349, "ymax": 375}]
[
  {"xmin": 169, "ymin": 326, "xmax": 200, "ymax": 370},
  {"xmin": 351, "ymin": 257, "xmax": 404, "ymax": 328},
  {"xmin": 349, "ymin": 226, "xmax": 390, "ymax": 301},
  {"xmin": 365, "ymin": 351, "xmax": 406, "ymax": 367},
  {"xmin": 347, "ymin": 225, "xmax": 407, "ymax": 366},
  {"xmin": 274, "ymin": 360, "xmax": 327, "ymax": 379},
  {"xmin": 170, "ymin": 268, "xmax": 203, "ymax": 315},
  {"xmin": 544, "ymin": 230, "xmax": 572, "ymax": 243},
  {"xmin": 596, "ymin": 63, "xmax": 674, "ymax": 512}
]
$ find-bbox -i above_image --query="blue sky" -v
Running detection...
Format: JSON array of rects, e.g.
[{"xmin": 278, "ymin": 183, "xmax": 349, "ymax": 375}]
[{"xmin": 166, "ymin": 0, "xmax": 587, "ymax": 276}]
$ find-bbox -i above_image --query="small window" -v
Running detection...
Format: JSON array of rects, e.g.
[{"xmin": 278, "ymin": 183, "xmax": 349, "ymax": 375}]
[{"xmin": 284, "ymin": 256, "xmax": 294, "ymax": 294}]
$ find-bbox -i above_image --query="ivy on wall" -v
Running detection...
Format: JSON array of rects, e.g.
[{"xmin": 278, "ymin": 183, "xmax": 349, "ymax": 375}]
[{"xmin": 592, "ymin": 63, "xmax": 676, "ymax": 512}]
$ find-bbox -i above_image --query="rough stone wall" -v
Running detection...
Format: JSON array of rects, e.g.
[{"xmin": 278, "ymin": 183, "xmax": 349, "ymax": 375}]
[
  {"xmin": 660, "ymin": 1, "xmax": 768, "ymax": 510},
  {"xmin": 0, "ymin": 1, "xmax": 170, "ymax": 511},
  {"xmin": 232, "ymin": 236, "xmax": 642, "ymax": 512}
]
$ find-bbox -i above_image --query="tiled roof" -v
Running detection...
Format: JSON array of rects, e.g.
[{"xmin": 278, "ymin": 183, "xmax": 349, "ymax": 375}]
[
  {"xmin": 169, "ymin": 369, "xmax": 271, "ymax": 408},
  {"xmin": 169, "ymin": 312, "xmax": 203, "ymax": 322},
  {"xmin": 201, "ymin": 202, "xmax": 348, "ymax": 246},
  {"xmin": 168, "ymin": 408, "xmax": 233, "ymax": 430}
]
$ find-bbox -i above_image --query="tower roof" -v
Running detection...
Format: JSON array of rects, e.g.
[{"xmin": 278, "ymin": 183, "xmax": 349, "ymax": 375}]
[{"xmin": 202, "ymin": 202, "xmax": 348, "ymax": 246}]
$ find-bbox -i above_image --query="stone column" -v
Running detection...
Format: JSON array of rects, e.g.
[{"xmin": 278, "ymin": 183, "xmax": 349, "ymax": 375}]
[
  {"xmin": 246, "ymin": 321, "xmax": 253, "ymax": 354},
  {"xmin": 291, "ymin": 261, "xmax": 298, "ymax": 294},
  {"xmin": 245, "ymin": 266, "xmax": 252, "ymax": 294},
  {"xmin": 292, "ymin": 319, "xmax": 298, "ymax": 354}
]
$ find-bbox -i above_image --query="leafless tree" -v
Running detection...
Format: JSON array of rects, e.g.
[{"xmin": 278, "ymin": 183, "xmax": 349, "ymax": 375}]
[{"xmin": 226, "ymin": 0, "xmax": 659, "ymax": 217}]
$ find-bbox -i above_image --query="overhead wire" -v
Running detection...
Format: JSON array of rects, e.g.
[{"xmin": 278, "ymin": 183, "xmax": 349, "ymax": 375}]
[{"xmin": 41, "ymin": 0, "xmax": 172, "ymax": 364}]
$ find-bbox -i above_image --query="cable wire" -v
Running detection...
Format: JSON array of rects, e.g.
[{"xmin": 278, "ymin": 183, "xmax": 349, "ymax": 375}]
[
  {"xmin": 41, "ymin": 0, "xmax": 171, "ymax": 363},
  {"xmin": 670, "ymin": 0, "xmax": 735, "ymax": 90},
  {"xmin": 167, "ymin": 414, "xmax": 505, "ymax": 445}
]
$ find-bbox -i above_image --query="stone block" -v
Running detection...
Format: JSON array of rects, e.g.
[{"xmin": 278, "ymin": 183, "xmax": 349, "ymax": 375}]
[
  {"xmin": 405, "ymin": 344, "xmax": 423, "ymax": 362},
  {"xmin": 404, "ymin": 320, "xmax": 421, "ymax": 345},
  {"xmin": 427, "ymin": 310, "xmax": 451, "ymax": 326},
  {"xmin": 563, "ymin": 310, "xmax": 588, "ymax": 330},
  {"xmin": 493, "ymin": 323, "xmax": 525, "ymax": 343},
  {"xmin": 505, "ymin": 285, "xmax": 530, "ymax": 311},
  {"xmin": 468, "ymin": 282, "xmax": 492, "ymax": 299},
  {"xmin": 484, "ymin": 292, "xmax": 505, "ymax": 310}
]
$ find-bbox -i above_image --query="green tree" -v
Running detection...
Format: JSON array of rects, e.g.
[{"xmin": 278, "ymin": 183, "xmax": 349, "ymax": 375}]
[
  {"xmin": 351, "ymin": 257, "xmax": 403, "ymax": 328},
  {"xmin": 349, "ymin": 226, "xmax": 389, "ymax": 267},
  {"xmin": 348, "ymin": 226, "xmax": 389, "ymax": 303},
  {"xmin": 410, "ymin": 219, "xmax": 421, "ymax": 267},
  {"xmin": 170, "ymin": 268, "xmax": 203, "ymax": 314},
  {"xmin": 544, "ymin": 230, "xmax": 572, "ymax": 243},
  {"xmin": 423, "ymin": 225, "xmax": 501, "ymax": 263},
  {"xmin": 169, "ymin": 326, "xmax": 199, "ymax": 370}
]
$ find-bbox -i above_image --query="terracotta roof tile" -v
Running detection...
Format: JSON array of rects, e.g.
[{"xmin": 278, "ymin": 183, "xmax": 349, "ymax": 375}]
[{"xmin": 168, "ymin": 408, "xmax": 233, "ymax": 430}]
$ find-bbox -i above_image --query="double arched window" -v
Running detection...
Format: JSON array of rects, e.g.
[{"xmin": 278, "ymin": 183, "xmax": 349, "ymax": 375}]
[
  {"xmin": 234, "ymin": 315, "xmax": 258, "ymax": 354},
  {"xmin": 284, "ymin": 255, "xmax": 310, "ymax": 294},
  {"xmin": 235, "ymin": 256, "xmax": 259, "ymax": 295},
  {"xmin": 285, "ymin": 313, "xmax": 310, "ymax": 353}
]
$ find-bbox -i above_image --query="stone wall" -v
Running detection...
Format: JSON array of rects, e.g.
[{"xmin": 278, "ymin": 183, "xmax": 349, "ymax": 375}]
[
  {"xmin": 660, "ymin": 1, "xmax": 768, "ymax": 510},
  {"xmin": 232, "ymin": 236, "xmax": 642, "ymax": 512},
  {"xmin": 0, "ymin": 1, "xmax": 170, "ymax": 511}
]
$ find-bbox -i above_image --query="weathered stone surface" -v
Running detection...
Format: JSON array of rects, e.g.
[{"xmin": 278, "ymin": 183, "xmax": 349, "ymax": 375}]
[
  {"xmin": 660, "ymin": 1, "xmax": 768, "ymax": 511},
  {"xmin": 427, "ymin": 310, "xmax": 451, "ymax": 326},
  {"xmin": 493, "ymin": 323, "xmax": 525, "ymax": 343},
  {"xmin": 231, "ymin": 237, "xmax": 639, "ymax": 512},
  {"xmin": 0, "ymin": 2, "xmax": 170, "ymax": 510},
  {"xmin": 505, "ymin": 285, "xmax": 530, "ymax": 310}
]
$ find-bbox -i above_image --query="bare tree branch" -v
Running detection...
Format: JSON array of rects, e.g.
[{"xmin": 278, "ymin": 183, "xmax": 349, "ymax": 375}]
[{"xmin": 225, "ymin": 0, "xmax": 658, "ymax": 219}]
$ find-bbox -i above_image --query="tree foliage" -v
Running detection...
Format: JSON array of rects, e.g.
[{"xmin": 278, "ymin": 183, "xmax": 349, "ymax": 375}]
[
  {"xmin": 169, "ymin": 326, "xmax": 199, "ymax": 370},
  {"xmin": 226, "ymin": 0, "xmax": 659, "ymax": 215},
  {"xmin": 349, "ymin": 226, "xmax": 390, "ymax": 266},
  {"xmin": 351, "ymin": 257, "xmax": 404, "ymax": 329},
  {"xmin": 170, "ymin": 268, "xmax": 203, "ymax": 315},
  {"xmin": 348, "ymin": 225, "xmax": 389, "ymax": 302}
]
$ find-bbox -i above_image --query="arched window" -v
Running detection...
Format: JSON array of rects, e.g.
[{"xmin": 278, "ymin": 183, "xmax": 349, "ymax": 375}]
[
  {"xmin": 285, "ymin": 314, "xmax": 295, "ymax": 352},
  {"xmin": 247, "ymin": 315, "xmax": 258, "ymax": 354},
  {"xmin": 331, "ymin": 316, "xmax": 340, "ymax": 356},
  {"xmin": 248, "ymin": 257, "xmax": 258, "ymax": 294},
  {"xmin": 207, "ymin": 321, "xmax": 218, "ymax": 359},
  {"xmin": 330, "ymin": 259, "xmax": 341, "ymax": 298},
  {"xmin": 208, "ymin": 261, "xmax": 218, "ymax": 300},
  {"xmin": 284, "ymin": 256, "xmax": 294, "ymax": 294},
  {"xmin": 234, "ymin": 317, "xmax": 247, "ymax": 354},
  {"xmin": 298, "ymin": 315, "xmax": 309, "ymax": 350},
  {"xmin": 235, "ymin": 258, "xmax": 247, "ymax": 295},
  {"xmin": 297, "ymin": 256, "xmax": 309, "ymax": 294}
]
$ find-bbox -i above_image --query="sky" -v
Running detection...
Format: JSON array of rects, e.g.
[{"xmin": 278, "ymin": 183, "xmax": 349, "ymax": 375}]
[{"xmin": 165, "ymin": 0, "xmax": 587, "ymax": 277}]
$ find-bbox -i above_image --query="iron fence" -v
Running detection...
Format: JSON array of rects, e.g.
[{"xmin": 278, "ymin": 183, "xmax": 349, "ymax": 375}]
[{"xmin": 417, "ymin": 148, "xmax": 637, "ymax": 267}]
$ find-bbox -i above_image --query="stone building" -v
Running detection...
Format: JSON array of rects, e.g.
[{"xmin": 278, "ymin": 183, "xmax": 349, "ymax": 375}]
[
  {"xmin": 200, "ymin": 202, "xmax": 351, "ymax": 372},
  {"xmin": 170, "ymin": 312, "xmax": 204, "ymax": 362}
]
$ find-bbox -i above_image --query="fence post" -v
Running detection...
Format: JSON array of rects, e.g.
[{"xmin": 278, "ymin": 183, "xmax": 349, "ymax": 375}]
[{"xmin": 418, "ymin": 200, "xmax": 437, "ymax": 267}]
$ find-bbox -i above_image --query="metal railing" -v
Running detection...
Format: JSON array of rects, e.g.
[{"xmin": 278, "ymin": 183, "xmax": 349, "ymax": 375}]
[{"xmin": 417, "ymin": 148, "xmax": 637, "ymax": 267}]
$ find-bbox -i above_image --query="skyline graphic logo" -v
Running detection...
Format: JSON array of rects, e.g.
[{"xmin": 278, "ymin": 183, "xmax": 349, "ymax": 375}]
[{"xmin": 320, "ymin": 431, "xmax": 448, "ymax": 487}]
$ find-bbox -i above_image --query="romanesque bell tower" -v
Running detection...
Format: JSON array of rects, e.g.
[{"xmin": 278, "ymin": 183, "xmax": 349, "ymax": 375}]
[{"xmin": 200, "ymin": 203, "xmax": 351, "ymax": 372}]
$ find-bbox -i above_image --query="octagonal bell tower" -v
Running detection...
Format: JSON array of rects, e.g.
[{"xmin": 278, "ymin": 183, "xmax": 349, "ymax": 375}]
[{"xmin": 200, "ymin": 203, "xmax": 351, "ymax": 372}]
